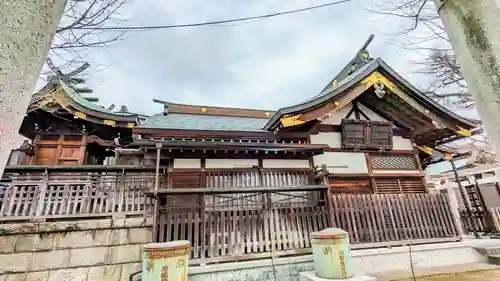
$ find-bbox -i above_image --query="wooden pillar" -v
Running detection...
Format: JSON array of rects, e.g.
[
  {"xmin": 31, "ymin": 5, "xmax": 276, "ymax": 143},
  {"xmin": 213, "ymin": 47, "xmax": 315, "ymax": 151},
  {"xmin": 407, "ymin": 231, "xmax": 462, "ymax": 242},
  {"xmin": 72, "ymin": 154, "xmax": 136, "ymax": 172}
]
[{"xmin": 152, "ymin": 141, "xmax": 162, "ymax": 242}]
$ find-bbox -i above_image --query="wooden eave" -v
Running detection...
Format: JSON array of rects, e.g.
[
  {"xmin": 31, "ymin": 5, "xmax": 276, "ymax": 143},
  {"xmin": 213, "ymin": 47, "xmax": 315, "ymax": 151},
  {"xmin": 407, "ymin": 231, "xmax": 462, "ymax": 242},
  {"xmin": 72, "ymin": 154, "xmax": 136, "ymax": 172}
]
[
  {"xmin": 153, "ymin": 99, "xmax": 274, "ymax": 119},
  {"xmin": 131, "ymin": 139, "xmax": 327, "ymax": 154},
  {"xmin": 132, "ymin": 128, "xmax": 310, "ymax": 140},
  {"xmin": 264, "ymin": 58, "xmax": 478, "ymax": 146}
]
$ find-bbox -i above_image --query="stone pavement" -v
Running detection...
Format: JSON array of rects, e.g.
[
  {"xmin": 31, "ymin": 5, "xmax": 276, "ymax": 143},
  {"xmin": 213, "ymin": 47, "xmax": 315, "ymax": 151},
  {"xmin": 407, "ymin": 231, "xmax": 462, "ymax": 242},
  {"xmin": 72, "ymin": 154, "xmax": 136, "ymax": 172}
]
[{"xmin": 370, "ymin": 262, "xmax": 500, "ymax": 281}]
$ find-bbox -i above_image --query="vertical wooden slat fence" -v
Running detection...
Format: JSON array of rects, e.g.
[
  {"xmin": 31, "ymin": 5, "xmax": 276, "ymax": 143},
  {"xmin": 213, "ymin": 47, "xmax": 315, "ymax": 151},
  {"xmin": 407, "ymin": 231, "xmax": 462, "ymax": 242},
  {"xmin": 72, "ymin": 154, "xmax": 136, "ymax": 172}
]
[
  {"xmin": 157, "ymin": 191, "xmax": 460, "ymax": 265},
  {"xmin": 157, "ymin": 189, "xmax": 330, "ymax": 264},
  {"xmin": 331, "ymin": 193, "xmax": 459, "ymax": 244}
]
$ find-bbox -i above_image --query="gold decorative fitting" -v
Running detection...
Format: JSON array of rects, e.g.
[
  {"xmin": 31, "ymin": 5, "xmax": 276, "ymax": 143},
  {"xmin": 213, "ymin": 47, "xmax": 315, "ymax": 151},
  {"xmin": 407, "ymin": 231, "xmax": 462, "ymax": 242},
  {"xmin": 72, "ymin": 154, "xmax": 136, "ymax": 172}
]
[
  {"xmin": 332, "ymin": 80, "xmax": 338, "ymax": 87},
  {"xmin": 280, "ymin": 115, "xmax": 304, "ymax": 127},
  {"xmin": 424, "ymin": 109, "xmax": 430, "ymax": 114},
  {"xmin": 75, "ymin": 112, "xmax": 87, "ymax": 119},
  {"xmin": 127, "ymin": 123, "xmax": 135, "ymax": 128},
  {"xmin": 333, "ymin": 101, "xmax": 340, "ymax": 106},
  {"xmin": 416, "ymin": 145, "xmax": 433, "ymax": 155},
  {"xmin": 265, "ymin": 112, "xmax": 271, "ymax": 116},
  {"xmin": 201, "ymin": 108, "xmax": 207, "ymax": 112},
  {"xmin": 104, "ymin": 120, "xmax": 116, "ymax": 127},
  {"xmin": 456, "ymin": 126, "xmax": 472, "ymax": 137}
]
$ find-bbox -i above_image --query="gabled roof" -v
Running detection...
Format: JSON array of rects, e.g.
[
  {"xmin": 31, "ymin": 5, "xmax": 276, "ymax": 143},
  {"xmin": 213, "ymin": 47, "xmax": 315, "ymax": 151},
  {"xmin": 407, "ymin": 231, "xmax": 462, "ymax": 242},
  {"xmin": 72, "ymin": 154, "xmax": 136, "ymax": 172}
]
[
  {"xmin": 32, "ymin": 77, "xmax": 140, "ymax": 127},
  {"xmin": 264, "ymin": 58, "xmax": 477, "ymax": 131}
]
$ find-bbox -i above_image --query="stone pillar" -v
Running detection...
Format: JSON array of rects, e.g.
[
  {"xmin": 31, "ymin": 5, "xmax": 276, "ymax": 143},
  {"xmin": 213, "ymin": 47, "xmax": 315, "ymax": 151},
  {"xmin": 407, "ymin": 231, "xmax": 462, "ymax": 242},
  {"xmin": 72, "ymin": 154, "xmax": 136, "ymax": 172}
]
[
  {"xmin": 0, "ymin": 1, "xmax": 66, "ymax": 175},
  {"xmin": 444, "ymin": 179, "xmax": 467, "ymax": 237},
  {"xmin": 433, "ymin": 0, "xmax": 500, "ymax": 159}
]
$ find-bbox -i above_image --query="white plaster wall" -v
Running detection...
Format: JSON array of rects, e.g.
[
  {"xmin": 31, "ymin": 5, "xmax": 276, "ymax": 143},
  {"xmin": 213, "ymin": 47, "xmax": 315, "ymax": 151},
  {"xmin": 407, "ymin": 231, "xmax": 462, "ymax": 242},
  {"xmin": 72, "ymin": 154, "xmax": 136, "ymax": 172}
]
[
  {"xmin": 393, "ymin": 136, "xmax": 414, "ymax": 150},
  {"xmin": 313, "ymin": 152, "xmax": 368, "ymax": 174},
  {"xmin": 309, "ymin": 132, "xmax": 342, "ymax": 148},
  {"xmin": 372, "ymin": 170, "xmax": 422, "ymax": 175},
  {"xmin": 174, "ymin": 158, "xmax": 201, "ymax": 168},
  {"xmin": 262, "ymin": 159, "xmax": 310, "ymax": 169},
  {"xmin": 205, "ymin": 159, "xmax": 258, "ymax": 168},
  {"xmin": 320, "ymin": 102, "xmax": 389, "ymax": 126},
  {"xmin": 357, "ymin": 103, "xmax": 388, "ymax": 122},
  {"xmin": 310, "ymin": 133, "xmax": 414, "ymax": 151},
  {"xmin": 321, "ymin": 103, "xmax": 352, "ymax": 125}
]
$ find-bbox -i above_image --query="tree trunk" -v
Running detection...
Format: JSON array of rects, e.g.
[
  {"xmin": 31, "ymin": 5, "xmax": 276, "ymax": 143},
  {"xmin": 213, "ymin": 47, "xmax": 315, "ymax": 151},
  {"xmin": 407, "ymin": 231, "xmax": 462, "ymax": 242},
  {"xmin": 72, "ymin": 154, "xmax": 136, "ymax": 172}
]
[{"xmin": 433, "ymin": 0, "xmax": 500, "ymax": 159}]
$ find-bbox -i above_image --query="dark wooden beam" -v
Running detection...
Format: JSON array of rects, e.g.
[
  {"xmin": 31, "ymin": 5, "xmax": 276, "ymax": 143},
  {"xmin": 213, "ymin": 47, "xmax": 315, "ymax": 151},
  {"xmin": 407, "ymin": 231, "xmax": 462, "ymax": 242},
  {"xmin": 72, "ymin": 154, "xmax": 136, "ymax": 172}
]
[{"xmin": 134, "ymin": 128, "xmax": 310, "ymax": 141}]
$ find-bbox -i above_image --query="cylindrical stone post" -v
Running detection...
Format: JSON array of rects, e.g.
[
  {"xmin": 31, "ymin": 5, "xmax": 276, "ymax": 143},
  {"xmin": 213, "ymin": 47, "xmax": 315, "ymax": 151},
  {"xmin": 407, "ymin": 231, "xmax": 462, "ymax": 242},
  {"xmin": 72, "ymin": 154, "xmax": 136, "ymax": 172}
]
[
  {"xmin": 0, "ymin": 0, "xmax": 66, "ymax": 175},
  {"xmin": 142, "ymin": 241, "xmax": 191, "ymax": 281},
  {"xmin": 310, "ymin": 228, "xmax": 353, "ymax": 279}
]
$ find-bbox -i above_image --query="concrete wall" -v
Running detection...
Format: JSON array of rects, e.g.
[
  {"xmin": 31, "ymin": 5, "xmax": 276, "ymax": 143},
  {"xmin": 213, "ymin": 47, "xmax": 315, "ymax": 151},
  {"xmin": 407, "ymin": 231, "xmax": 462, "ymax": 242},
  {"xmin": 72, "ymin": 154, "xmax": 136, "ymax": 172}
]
[
  {"xmin": 479, "ymin": 184, "xmax": 500, "ymax": 209},
  {"xmin": 187, "ymin": 241, "xmax": 487, "ymax": 281},
  {"xmin": 0, "ymin": 217, "xmax": 152, "ymax": 281}
]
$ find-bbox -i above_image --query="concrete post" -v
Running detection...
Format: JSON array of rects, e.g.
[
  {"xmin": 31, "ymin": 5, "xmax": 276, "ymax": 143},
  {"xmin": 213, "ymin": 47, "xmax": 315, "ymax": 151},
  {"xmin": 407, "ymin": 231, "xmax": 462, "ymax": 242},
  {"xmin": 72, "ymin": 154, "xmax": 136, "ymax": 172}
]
[
  {"xmin": 433, "ymin": 0, "xmax": 500, "ymax": 159},
  {"xmin": 0, "ymin": 1, "xmax": 66, "ymax": 175}
]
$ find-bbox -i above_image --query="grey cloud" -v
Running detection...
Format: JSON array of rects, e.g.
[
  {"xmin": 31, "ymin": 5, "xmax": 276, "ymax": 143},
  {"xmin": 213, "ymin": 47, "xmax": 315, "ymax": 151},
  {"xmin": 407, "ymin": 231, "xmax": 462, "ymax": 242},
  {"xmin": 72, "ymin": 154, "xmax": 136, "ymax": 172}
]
[{"xmin": 82, "ymin": 0, "xmax": 426, "ymax": 115}]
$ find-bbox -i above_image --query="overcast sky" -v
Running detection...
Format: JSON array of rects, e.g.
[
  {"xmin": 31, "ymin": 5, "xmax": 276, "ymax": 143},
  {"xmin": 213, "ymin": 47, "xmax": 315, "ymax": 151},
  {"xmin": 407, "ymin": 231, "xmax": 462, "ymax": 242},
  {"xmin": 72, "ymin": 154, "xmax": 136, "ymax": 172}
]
[{"xmin": 69, "ymin": 0, "xmax": 445, "ymax": 116}]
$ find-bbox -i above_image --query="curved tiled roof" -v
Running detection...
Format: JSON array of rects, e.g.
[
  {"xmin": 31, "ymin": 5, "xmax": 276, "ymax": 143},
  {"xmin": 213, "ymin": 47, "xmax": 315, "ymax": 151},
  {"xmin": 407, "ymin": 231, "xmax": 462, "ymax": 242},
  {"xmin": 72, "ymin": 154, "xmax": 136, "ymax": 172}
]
[
  {"xmin": 264, "ymin": 58, "xmax": 478, "ymax": 130},
  {"xmin": 137, "ymin": 113, "xmax": 269, "ymax": 131}
]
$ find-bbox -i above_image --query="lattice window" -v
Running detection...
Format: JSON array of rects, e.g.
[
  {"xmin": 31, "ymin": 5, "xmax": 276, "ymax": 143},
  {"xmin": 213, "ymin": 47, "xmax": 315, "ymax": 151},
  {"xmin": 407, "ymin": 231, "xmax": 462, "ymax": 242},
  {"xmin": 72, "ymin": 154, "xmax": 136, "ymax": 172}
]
[{"xmin": 371, "ymin": 154, "xmax": 417, "ymax": 169}]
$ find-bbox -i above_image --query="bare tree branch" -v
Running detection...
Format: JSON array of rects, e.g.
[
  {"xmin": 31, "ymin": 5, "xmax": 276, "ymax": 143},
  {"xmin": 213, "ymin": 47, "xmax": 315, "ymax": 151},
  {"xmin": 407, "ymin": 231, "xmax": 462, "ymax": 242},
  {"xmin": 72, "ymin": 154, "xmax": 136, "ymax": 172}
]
[
  {"xmin": 46, "ymin": 0, "xmax": 130, "ymax": 74},
  {"xmin": 369, "ymin": 0, "xmax": 473, "ymax": 110}
]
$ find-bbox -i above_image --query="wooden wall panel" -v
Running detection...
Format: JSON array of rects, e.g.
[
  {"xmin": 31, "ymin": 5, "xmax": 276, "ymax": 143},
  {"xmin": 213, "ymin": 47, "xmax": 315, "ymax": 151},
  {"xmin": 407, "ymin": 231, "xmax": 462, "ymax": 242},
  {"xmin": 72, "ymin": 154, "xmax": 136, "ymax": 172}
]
[
  {"xmin": 328, "ymin": 178, "xmax": 372, "ymax": 194},
  {"xmin": 375, "ymin": 177, "xmax": 425, "ymax": 194},
  {"xmin": 35, "ymin": 146, "xmax": 57, "ymax": 165},
  {"xmin": 33, "ymin": 135, "xmax": 87, "ymax": 165},
  {"xmin": 170, "ymin": 172, "xmax": 202, "ymax": 188}
]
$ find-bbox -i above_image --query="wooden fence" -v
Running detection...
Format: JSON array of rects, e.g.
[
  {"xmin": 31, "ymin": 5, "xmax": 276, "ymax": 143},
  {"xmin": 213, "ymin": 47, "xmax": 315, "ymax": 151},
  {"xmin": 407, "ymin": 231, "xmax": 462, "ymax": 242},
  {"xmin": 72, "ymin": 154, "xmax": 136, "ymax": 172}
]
[
  {"xmin": 0, "ymin": 166, "xmax": 161, "ymax": 220},
  {"xmin": 0, "ymin": 166, "xmax": 316, "ymax": 221},
  {"xmin": 156, "ymin": 191, "xmax": 460, "ymax": 264},
  {"xmin": 157, "ymin": 189, "xmax": 329, "ymax": 264},
  {"xmin": 331, "ymin": 194, "xmax": 459, "ymax": 244}
]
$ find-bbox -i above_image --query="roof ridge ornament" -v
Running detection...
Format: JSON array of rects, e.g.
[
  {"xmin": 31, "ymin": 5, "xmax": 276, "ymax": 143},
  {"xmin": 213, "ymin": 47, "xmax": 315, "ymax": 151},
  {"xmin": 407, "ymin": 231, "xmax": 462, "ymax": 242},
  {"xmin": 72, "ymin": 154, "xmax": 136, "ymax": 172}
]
[{"xmin": 323, "ymin": 34, "xmax": 375, "ymax": 91}]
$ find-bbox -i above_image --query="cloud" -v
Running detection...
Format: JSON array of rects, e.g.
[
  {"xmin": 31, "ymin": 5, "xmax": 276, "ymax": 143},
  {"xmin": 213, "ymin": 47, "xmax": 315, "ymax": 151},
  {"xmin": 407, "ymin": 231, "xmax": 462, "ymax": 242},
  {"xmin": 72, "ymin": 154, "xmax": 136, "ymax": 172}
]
[{"xmin": 78, "ymin": 0, "xmax": 440, "ymax": 115}]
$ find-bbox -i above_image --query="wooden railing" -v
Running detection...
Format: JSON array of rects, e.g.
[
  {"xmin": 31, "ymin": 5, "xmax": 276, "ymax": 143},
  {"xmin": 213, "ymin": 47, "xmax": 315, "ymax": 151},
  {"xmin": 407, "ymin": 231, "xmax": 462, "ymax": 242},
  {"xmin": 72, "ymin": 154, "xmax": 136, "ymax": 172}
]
[
  {"xmin": 0, "ymin": 166, "xmax": 316, "ymax": 221},
  {"xmin": 0, "ymin": 166, "xmax": 162, "ymax": 220},
  {"xmin": 156, "ymin": 191, "xmax": 460, "ymax": 265}
]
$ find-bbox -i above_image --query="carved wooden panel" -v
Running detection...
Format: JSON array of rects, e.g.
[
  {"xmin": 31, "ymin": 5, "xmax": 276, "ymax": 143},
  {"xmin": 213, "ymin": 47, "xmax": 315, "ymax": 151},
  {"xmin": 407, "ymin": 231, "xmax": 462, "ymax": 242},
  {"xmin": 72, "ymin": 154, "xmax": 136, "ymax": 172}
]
[{"xmin": 341, "ymin": 119, "xmax": 393, "ymax": 150}]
